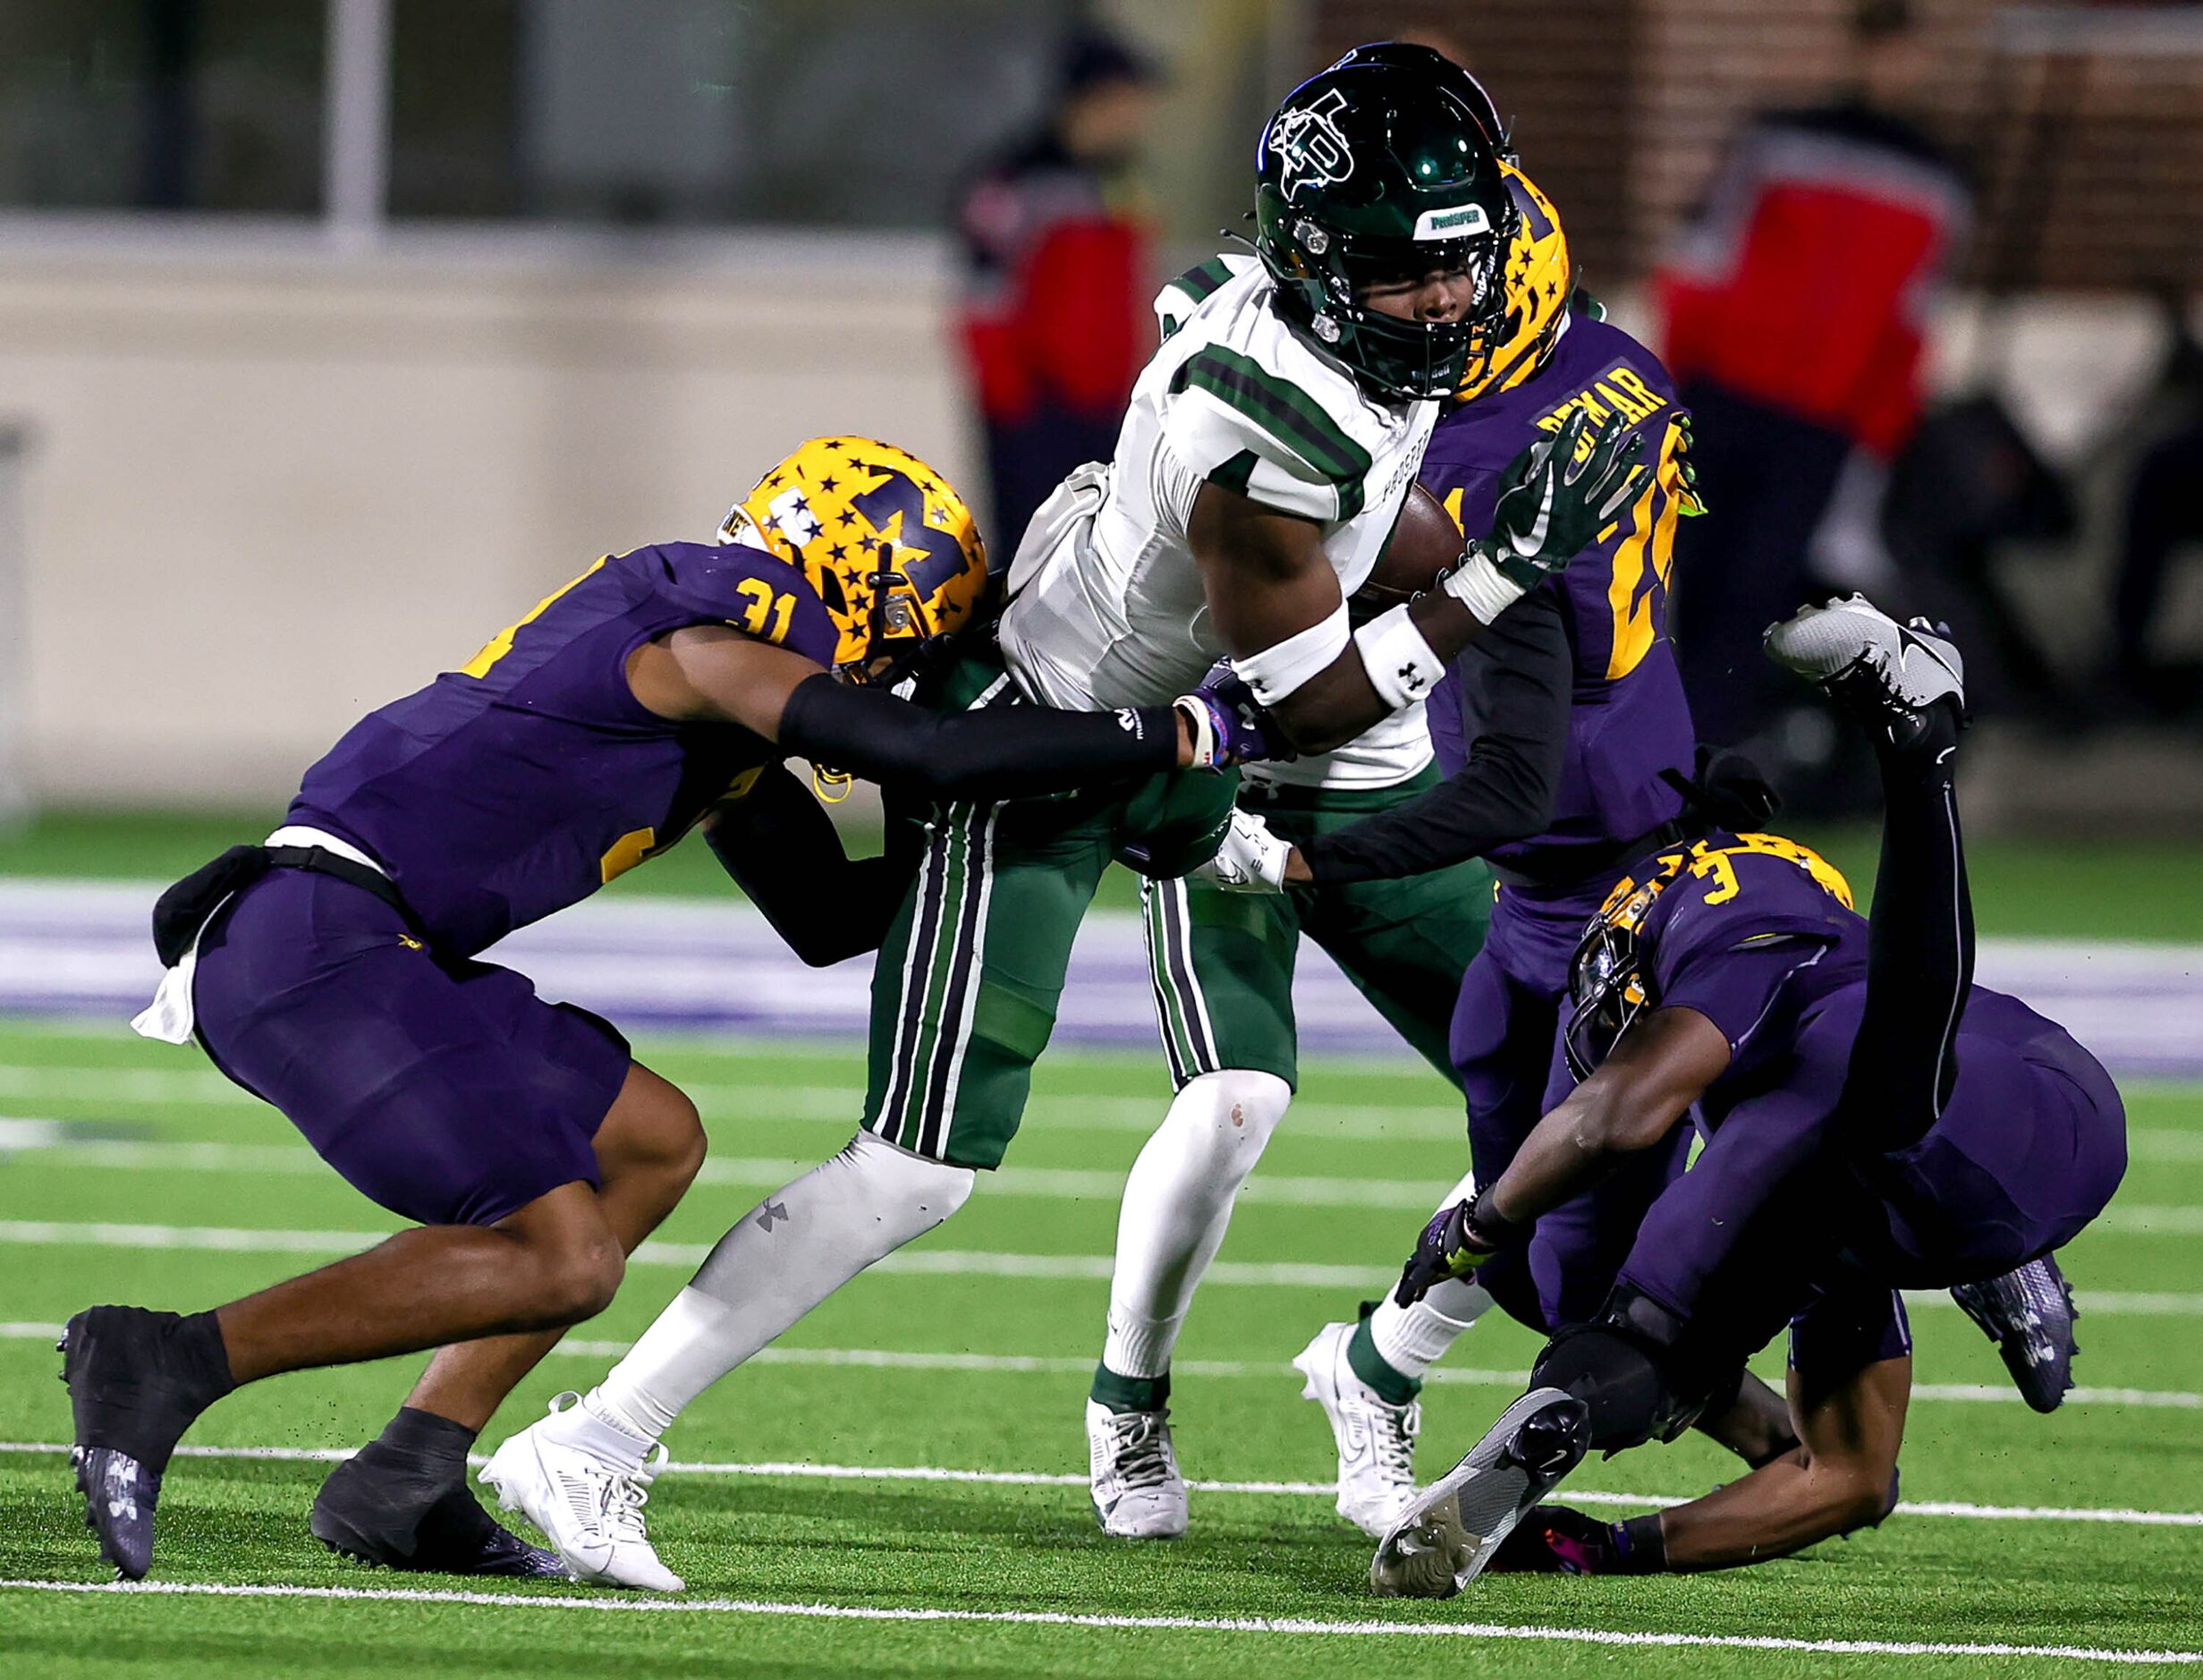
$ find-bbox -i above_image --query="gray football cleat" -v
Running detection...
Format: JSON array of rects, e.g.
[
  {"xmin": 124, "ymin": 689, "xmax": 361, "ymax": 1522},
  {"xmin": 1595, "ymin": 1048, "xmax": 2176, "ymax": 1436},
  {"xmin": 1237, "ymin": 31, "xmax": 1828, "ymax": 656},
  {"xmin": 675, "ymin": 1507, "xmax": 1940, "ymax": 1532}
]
[
  {"xmin": 1766, "ymin": 594, "xmax": 1965, "ymax": 717},
  {"xmin": 1369, "ymin": 1386, "xmax": 1590, "ymax": 1599},
  {"xmin": 1951, "ymin": 1254, "xmax": 2079, "ymax": 1414}
]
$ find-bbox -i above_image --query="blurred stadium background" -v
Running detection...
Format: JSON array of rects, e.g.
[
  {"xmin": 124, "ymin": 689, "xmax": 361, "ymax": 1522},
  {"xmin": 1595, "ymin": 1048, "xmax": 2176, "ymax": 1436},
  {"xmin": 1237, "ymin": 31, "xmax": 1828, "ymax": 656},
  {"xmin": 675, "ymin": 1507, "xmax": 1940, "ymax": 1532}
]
[
  {"xmin": 0, "ymin": 0, "xmax": 2199, "ymax": 829},
  {"xmin": 2, "ymin": 8, "xmax": 2201, "ymax": 1672}
]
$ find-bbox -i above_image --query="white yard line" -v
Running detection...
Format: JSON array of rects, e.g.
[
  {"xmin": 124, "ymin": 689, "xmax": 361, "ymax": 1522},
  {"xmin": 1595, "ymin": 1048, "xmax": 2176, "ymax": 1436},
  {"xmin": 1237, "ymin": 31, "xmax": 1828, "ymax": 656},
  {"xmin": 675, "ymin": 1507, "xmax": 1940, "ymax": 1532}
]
[
  {"xmin": 0, "ymin": 1321, "xmax": 2197, "ymax": 1409},
  {"xmin": 9, "ymin": 1132, "xmax": 2203, "ymax": 1229},
  {"xmin": 4, "ymin": 1317, "xmax": 2197, "ymax": 1410},
  {"xmin": 0, "ymin": 1440, "xmax": 2196, "ymax": 1530},
  {"xmin": 8, "ymin": 1061, "xmax": 2201, "ymax": 1153},
  {"xmin": 7, "ymin": 1218, "xmax": 2203, "ymax": 1313},
  {"xmin": 0, "ymin": 1066, "xmax": 1455, "ymax": 1137},
  {"xmin": 0, "ymin": 1578, "xmax": 2194, "ymax": 1664}
]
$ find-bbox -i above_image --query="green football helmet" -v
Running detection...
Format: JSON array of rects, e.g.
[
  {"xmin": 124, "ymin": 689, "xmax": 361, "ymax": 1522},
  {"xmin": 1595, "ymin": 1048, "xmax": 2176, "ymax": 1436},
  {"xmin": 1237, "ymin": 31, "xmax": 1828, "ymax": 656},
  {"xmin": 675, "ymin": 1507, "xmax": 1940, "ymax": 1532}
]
[{"xmin": 1255, "ymin": 47, "xmax": 1517, "ymax": 401}]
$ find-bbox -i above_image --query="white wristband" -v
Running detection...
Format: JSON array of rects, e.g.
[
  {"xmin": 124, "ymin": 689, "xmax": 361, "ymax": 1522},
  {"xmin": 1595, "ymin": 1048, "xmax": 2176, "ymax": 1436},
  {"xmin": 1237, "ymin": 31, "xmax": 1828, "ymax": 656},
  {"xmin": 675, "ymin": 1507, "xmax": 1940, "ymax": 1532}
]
[
  {"xmin": 1438, "ymin": 546, "xmax": 1527, "ymax": 625},
  {"xmin": 1233, "ymin": 600, "xmax": 1352, "ymax": 707},
  {"xmin": 1351, "ymin": 603, "xmax": 1447, "ymax": 710}
]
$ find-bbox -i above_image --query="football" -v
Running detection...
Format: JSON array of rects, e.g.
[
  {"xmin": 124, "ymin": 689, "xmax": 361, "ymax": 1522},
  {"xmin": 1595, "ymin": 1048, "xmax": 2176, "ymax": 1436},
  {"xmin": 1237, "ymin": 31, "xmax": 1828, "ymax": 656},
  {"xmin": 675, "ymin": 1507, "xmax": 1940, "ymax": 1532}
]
[{"xmin": 1351, "ymin": 482, "xmax": 1463, "ymax": 624}]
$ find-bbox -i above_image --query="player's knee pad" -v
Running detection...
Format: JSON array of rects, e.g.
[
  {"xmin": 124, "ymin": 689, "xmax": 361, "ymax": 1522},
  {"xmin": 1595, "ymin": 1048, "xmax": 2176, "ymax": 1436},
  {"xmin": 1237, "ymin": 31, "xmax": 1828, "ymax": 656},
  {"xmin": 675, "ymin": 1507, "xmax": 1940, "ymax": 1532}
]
[
  {"xmin": 1529, "ymin": 1287, "xmax": 1704, "ymax": 1453},
  {"xmin": 1165, "ymin": 1069, "xmax": 1291, "ymax": 1188}
]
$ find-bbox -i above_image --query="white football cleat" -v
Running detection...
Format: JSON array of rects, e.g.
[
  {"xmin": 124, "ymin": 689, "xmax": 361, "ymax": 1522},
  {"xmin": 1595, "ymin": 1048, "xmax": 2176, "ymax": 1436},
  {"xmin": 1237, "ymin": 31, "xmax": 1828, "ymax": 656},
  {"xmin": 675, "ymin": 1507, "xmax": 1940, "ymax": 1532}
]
[
  {"xmin": 1369, "ymin": 1386, "xmax": 1589, "ymax": 1599},
  {"xmin": 479, "ymin": 1393, "xmax": 684, "ymax": 1591},
  {"xmin": 1765, "ymin": 594, "xmax": 1965, "ymax": 714},
  {"xmin": 1085, "ymin": 1399, "xmax": 1188, "ymax": 1539},
  {"xmin": 1292, "ymin": 1320, "xmax": 1420, "ymax": 1538}
]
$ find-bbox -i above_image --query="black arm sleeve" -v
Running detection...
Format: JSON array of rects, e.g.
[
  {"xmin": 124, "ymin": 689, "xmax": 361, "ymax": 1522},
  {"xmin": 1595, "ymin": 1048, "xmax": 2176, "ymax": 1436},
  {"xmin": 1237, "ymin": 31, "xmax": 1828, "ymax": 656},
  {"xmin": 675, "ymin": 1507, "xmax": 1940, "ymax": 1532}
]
[
  {"xmin": 777, "ymin": 674, "xmax": 1180, "ymax": 804},
  {"xmin": 703, "ymin": 762, "xmax": 917, "ymax": 967},
  {"xmin": 1299, "ymin": 585, "xmax": 1572, "ymax": 886}
]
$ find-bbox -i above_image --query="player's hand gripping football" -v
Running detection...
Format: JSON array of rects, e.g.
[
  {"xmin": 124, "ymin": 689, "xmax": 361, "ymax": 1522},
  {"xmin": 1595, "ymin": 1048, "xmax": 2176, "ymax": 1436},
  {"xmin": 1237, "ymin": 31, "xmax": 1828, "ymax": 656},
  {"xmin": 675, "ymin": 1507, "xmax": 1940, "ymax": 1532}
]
[{"xmin": 1441, "ymin": 408, "xmax": 1648, "ymax": 624}]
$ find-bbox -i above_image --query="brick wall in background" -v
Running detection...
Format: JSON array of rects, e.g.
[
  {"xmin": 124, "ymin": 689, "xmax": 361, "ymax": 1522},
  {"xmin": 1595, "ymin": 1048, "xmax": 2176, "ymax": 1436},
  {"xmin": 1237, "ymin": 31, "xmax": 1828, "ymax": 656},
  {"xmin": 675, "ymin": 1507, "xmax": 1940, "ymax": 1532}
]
[
  {"xmin": 1306, "ymin": 0, "xmax": 1640, "ymax": 284},
  {"xmin": 1309, "ymin": 0, "xmax": 2203, "ymax": 291}
]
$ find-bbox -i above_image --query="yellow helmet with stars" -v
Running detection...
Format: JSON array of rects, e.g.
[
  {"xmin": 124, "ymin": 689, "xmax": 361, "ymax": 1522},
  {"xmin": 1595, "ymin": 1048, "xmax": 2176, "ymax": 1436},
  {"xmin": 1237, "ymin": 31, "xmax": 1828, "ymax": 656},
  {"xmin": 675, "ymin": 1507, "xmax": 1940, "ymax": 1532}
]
[
  {"xmin": 717, "ymin": 437, "xmax": 989, "ymax": 677},
  {"xmin": 1457, "ymin": 162, "xmax": 1575, "ymax": 403}
]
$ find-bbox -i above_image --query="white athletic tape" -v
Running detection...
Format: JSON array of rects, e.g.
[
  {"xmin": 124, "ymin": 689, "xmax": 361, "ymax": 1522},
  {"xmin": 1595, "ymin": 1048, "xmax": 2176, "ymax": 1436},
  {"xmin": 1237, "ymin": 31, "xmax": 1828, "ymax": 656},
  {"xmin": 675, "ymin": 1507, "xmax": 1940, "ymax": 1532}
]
[
  {"xmin": 1232, "ymin": 602, "xmax": 1351, "ymax": 708},
  {"xmin": 1350, "ymin": 603, "xmax": 1445, "ymax": 710}
]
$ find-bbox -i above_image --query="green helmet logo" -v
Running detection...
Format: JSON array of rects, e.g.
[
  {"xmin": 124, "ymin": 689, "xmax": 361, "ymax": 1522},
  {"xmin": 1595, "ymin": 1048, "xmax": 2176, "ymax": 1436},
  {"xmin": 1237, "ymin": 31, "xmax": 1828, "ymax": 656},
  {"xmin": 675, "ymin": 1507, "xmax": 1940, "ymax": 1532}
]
[
  {"xmin": 1253, "ymin": 46, "xmax": 1516, "ymax": 402},
  {"xmin": 1268, "ymin": 88, "xmax": 1356, "ymax": 198}
]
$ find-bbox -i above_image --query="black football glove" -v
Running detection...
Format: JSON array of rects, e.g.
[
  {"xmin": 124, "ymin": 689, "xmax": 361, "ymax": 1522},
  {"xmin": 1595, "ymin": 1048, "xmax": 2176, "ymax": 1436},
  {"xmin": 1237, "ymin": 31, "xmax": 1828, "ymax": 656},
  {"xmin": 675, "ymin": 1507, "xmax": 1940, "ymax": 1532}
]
[{"xmin": 1394, "ymin": 1197, "xmax": 1503, "ymax": 1306}]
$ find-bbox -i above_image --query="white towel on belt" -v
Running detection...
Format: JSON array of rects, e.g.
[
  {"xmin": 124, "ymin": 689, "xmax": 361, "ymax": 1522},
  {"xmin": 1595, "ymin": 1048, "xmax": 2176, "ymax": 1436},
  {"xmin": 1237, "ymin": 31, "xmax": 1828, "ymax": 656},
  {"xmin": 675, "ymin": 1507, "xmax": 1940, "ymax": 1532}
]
[{"xmin": 130, "ymin": 825, "xmax": 387, "ymax": 1046}]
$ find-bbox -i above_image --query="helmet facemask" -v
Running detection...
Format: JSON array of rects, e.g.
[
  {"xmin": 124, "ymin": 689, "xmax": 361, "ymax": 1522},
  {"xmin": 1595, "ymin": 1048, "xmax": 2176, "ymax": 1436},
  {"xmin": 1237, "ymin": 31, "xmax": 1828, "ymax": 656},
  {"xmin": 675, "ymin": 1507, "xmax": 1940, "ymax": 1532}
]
[{"xmin": 1562, "ymin": 873, "xmax": 1672, "ymax": 1082}]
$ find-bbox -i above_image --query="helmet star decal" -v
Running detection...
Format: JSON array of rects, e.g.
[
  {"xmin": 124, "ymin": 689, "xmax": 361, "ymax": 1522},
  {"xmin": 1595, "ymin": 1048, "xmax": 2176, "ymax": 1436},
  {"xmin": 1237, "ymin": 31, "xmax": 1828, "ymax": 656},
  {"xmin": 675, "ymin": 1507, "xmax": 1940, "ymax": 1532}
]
[{"xmin": 717, "ymin": 437, "xmax": 988, "ymax": 678}]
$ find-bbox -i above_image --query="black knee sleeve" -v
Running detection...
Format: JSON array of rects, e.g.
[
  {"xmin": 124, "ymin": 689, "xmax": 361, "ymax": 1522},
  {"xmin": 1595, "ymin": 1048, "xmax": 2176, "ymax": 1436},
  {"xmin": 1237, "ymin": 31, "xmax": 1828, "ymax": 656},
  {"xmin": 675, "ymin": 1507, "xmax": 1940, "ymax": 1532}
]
[
  {"xmin": 1530, "ymin": 1287, "xmax": 1726, "ymax": 1453},
  {"xmin": 1531, "ymin": 1327, "xmax": 1672, "ymax": 1452}
]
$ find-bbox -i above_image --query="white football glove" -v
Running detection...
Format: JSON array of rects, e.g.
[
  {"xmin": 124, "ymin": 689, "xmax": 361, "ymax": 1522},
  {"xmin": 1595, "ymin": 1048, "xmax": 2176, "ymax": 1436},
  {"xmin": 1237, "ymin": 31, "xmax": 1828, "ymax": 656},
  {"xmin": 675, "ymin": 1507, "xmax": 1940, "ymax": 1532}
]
[{"xmin": 1192, "ymin": 807, "xmax": 1292, "ymax": 895}]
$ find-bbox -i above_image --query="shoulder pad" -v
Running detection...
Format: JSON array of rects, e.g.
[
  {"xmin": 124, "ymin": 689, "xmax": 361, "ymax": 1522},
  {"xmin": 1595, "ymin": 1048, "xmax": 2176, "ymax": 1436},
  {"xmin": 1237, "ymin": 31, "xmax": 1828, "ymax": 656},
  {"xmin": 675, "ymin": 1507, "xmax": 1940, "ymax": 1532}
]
[
  {"xmin": 1160, "ymin": 302, "xmax": 1375, "ymax": 523},
  {"xmin": 1154, "ymin": 253, "xmax": 1256, "ymax": 340},
  {"xmin": 650, "ymin": 540, "xmax": 840, "ymax": 669}
]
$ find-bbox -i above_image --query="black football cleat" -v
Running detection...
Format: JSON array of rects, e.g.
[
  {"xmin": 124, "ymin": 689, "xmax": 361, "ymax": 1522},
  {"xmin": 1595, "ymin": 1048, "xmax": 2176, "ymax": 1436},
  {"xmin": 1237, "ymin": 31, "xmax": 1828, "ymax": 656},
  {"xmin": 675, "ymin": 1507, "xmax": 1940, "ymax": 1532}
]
[
  {"xmin": 1951, "ymin": 1255, "xmax": 2079, "ymax": 1414},
  {"xmin": 1369, "ymin": 1387, "xmax": 1591, "ymax": 1598},
  {"xmin": 71, "ymin": 1446, "xmax": 160, "ymax": 1581},
  {"xmin": 61, "ymin": 1305, "xmax": 234, "ymax": 1579},
  {"xmin": 312, "ymin": 1445, "xmax": 563, "ymax": 1578}
]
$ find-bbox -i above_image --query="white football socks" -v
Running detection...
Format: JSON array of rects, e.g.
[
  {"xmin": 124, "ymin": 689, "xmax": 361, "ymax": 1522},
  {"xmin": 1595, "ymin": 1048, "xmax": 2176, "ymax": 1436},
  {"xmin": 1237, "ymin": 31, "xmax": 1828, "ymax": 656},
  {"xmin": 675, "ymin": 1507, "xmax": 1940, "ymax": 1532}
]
[
  {"xmin": 1360, "ymin": 1167, "xmax": 1494, "ymax": 1381},
  {"xmin": 1100, "ymin": 1069, "xmax": 1292, "ymax": 1381},
  {"xmin": 582, "ymin": 1131, "xmax": 974, "ymax": 1455}
]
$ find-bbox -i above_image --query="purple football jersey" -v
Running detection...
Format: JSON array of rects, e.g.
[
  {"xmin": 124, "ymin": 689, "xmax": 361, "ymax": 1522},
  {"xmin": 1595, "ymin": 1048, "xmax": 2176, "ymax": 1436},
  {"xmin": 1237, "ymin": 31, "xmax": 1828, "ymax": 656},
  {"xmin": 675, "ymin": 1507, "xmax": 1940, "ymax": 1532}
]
[
  {"xmin": 1420, "ymin": 317, "xmax": 1697, "ymax": 878},
  {"xmin": 290, "ymin": 539, "xmax": 838, "ymax": 955}
]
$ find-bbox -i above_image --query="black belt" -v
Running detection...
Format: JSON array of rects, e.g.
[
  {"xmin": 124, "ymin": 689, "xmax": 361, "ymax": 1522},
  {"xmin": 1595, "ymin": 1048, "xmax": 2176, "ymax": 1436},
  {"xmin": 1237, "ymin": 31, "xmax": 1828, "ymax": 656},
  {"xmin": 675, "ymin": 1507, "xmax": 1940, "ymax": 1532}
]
[
  {"xmin": 150, "ymin": 842, "xmax": 418, "ymax": 967},
  {"xmin": 1490, "ymin": 817, "xmax": 1698, "ymax": 895}
]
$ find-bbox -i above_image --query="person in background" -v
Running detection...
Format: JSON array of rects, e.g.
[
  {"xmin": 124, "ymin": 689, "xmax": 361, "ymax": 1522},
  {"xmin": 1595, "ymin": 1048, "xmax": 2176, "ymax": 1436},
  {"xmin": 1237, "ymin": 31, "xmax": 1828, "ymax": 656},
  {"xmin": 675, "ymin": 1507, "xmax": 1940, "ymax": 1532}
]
[
  {"xmin": 953, "ymin": 26, "xmax": 1160, "ymax": 548},
  {"xmin": 1655, "ymin": 0, "xmax": 1969, "ymax": 762}
]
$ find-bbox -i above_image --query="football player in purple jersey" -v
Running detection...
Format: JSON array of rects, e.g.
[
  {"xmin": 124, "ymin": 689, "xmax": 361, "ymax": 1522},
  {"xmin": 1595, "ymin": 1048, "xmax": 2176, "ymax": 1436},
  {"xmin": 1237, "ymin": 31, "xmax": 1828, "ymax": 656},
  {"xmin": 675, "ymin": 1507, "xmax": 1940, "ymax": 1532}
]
[
  {"xmin": 62, "ymin": 438, "xmax": 1267, "ymax": 1582},
  {"xmin": 1209, "ymin": 162, "xmax": 1802, "ymax": 1529},
  {"xmin": 1370, "ymin": 598, "xmax": 2124, "ymax": 1594}
]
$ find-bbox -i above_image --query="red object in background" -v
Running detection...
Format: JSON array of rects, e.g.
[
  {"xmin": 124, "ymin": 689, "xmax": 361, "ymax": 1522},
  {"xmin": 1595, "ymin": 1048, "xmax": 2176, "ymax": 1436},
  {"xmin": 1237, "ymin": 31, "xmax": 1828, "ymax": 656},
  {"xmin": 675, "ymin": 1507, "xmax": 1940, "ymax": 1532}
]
[
  {"xmin": 1655, "ymin": 109, "xmax": 1970, "ymax": 458},
  {"xmin": 955, "ymin": 143, "xmax": 1149, "ymax": 428}
]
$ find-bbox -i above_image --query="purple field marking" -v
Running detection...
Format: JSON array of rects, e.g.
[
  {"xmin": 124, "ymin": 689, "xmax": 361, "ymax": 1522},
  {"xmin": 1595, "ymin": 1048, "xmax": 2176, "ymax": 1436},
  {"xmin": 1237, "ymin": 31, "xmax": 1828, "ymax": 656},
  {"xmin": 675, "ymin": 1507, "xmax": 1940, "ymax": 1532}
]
[{"xmin": 2, "ymin": 881, "xmax": 2200, "ymax": 1076}]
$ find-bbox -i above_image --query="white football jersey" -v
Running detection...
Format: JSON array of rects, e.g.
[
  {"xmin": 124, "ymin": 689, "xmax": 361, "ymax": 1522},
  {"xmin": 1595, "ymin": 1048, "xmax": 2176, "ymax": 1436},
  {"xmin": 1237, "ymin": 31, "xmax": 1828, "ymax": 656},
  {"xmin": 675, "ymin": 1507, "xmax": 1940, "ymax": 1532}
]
[{"xmin": 997, "ymin": 254, "xmax": 1437, "ymax": 790}]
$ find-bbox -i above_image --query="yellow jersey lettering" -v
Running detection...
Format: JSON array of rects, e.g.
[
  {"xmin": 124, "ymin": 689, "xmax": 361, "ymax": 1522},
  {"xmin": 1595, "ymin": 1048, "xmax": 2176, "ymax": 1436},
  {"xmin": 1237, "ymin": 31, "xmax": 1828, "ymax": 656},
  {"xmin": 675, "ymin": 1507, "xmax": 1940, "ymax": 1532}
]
[
  {"xmin": 1595, "ymin": 378, "xmax": 1653, "ymax": 425},
  {"xmin": 731, "ymin": 577, "xmax": 800, "ymax": 644},
  {"xmin": 1607, "ymin": 368, "xmax": 1663, "ymax": 412},
  {"xmin": 460, "ymin": 557, "xmax": 609, "ymax": 680},
  {"xmin": 599, "ymin": 826, "xmax": 658, "ymax": 884},
  {"xmin": 1602, "ymin": 420, "xmax": 1686, "ymax": 681},
  {"xmin": 1690, "ymin": 850, "xmax": 1742, "ymax": 904}
]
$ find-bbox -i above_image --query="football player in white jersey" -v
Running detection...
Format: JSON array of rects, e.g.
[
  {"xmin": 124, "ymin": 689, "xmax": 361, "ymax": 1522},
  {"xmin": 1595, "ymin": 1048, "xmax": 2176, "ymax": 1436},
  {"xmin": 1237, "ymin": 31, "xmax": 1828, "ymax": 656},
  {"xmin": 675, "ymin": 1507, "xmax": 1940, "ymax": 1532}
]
[
  {"xmin": 479, "ymin": 44, "xmax": 1647, "ymax": 1591},
  {"xmin": 1079, "ymin": 121, "xmax": 1609, "ymax": 1536}
]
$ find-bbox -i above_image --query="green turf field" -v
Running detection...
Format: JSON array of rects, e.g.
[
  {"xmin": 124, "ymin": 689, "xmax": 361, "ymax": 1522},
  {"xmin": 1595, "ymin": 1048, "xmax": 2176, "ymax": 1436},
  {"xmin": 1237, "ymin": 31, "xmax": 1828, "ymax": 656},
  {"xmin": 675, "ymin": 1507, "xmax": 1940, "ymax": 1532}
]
[{"xmin": 0, "ymin": 1018, "xmax": 2197, "ymax": 1676}]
